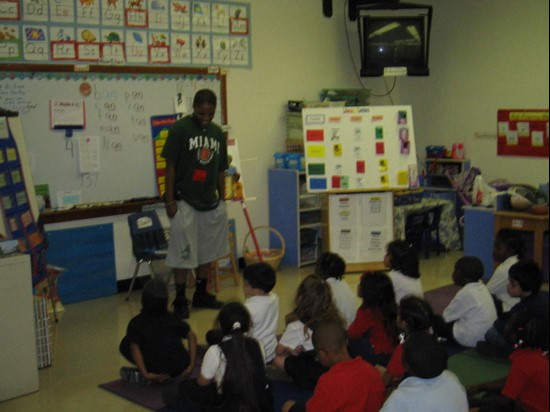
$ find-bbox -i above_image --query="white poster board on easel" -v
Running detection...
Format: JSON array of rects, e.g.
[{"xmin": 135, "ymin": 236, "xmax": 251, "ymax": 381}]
[{"xmin": 302, "ymin": 105, "xmax": 418, "ymax": 192}]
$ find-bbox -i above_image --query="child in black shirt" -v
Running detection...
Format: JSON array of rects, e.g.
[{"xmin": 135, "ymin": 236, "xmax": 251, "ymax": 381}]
[{"xmin": 119, "ymin": 278, "xmax": 197, "ymax": 383}]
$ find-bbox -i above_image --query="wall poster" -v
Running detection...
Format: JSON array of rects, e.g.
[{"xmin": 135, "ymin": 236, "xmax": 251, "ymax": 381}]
[
  {"xmin": 302, "ymin": 105, "xmax": 418, "ymax": 193},
  {"xmin": 0, "ymin": 0, "xmax": 251, "ymax": 67},
  {"xmin": 497, "ymin": 109, "xmax": 549, "ymax": 158}
]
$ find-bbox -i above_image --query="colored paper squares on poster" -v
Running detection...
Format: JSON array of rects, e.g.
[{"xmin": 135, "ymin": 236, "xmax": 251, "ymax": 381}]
[
  {"xmin": 398, "ymin": 110, "xmax": 407, "ymax": 124},
  {"xmin": 397, "ymin": 170, "xmax": 409, "ymax": 186},
  {"xmin": 399, "ymin": 127, "xmax": 408, "ymax": 141},
  {"xmin": 307, "ymin": 145, "xmax": 325, "ymax": 158},
  {"xmin": 350, "ymin": 115, "xmax": 362, "ymax": 122},
  {"xmin": 379, "ymin": 159, "xmax": 388, "ymax": 172},
  {"xmin": 309, "ymin": 178, "xmax": 327, "ymax": 190},
  {"xmin": 341, "ymin": 176, "xmax": 349, "ymax": 188},
  {"xmin": 375, "ymin": 126, "xmax": 384, "ymax": 140},
  {"xmin": 308, "ymin": 163, "xmax": 326, "ymax": 175},
  {"xmin": 375, "ymin": 142, "xmax": 385, "ymax": 155},
  {"xmin": 333, "ymin": 144, "xmax": 343, "ymax": 157},
  {"xmin": 306, "ymin": 129, "xmax": 324, "ymax": 141},
  {"xmin": 400, "ymin": 139, "xmax": 410, "ymax": 154},
  {"xmin": 356, "ymin": 161, "xmax": 365, "ymax": 173},
  {"xmin": 332, "ymin": 176, "xmax": 341, "ymax": 188},
  {"xmin": 380, "ymin": 175, "xmax": 389, "ymax": 187}
]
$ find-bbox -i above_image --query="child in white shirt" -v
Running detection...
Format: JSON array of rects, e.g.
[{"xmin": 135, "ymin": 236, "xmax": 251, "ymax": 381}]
[
  {"xmin": 243, "ymin": 262, "xmax": 279, "ymax": 363},
  {"xmin": 315, "ymin": 252, "xmax": 356, "ymax": 326},
  {"xmin": 381, "ymin": 333, "xmax": 468, "ymax": 412},
  {"xmin": 433, "ymin": 256, "xmax": 497, "ymax": 348},
  {"xmin": 384, "ymin": 239, "xmax": 424, "ymax": 303},
  {"xmin": 486, "ymin": 229, "xmax": 524, "ymax": 313}
]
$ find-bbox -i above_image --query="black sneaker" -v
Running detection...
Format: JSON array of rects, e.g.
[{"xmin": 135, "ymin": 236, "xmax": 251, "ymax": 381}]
[
  {"xmin": 172, "ymin": 296, "xmax": 190, "ymax": 319},
  {"xmin": 120, "ymin": 367, "xmax": 150, "ymax": 385},
  {"xmin": 192, "ymin": 292, "xmax": 224, "ymax": 309}
]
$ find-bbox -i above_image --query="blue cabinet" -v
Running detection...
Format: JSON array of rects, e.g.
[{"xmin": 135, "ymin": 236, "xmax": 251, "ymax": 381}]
[
  {"xmin": 463, "ymin": 207, "xmax": 495, "ymax": 280},
  {"xmin": 268, "ymin": 168, "xmax": 322, "ymax": 267}
]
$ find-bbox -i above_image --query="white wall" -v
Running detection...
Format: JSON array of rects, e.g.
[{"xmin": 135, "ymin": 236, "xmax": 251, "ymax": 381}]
[
  {"xmin": 395, "ymin": 0, "xmax": 549, "ymax": 185},
  {"xmin": 226, "ymin": 1, "xmax": 549, "ymax": 248}
]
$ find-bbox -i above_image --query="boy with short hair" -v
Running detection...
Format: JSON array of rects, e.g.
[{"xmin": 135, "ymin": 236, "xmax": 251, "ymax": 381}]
[
  {"xmin": 380, "ymin": 333, "xmax": 469, "ymax": 412},
  {"xmin": 432, "ymin": 256, "xmax": 497, "ymax": 347},
  {"xmin": 478, "ymin": 259, "xmax": 548, "ymax": 357},
  {"xmin": 243, "ymin": 262, "xmax": 279, "ymax": 362},
  {"xmin": 119, "ymin": 278, "xmax": 197, "ymax": 384},
  {"xmin": 282, "ymin": 319, "xmax": 386, "ymax": 412}
]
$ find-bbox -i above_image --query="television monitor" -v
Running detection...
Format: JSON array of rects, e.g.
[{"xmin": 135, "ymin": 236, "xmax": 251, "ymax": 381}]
[{"xmin": 357, "ymin": 4, "xmax": 432, "ymax": 77}]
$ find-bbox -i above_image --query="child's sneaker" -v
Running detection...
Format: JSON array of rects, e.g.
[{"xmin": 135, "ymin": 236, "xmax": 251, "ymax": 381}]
[{"xmin": 120, "ymin": 367, "xmax": 150, "ymax": 385}]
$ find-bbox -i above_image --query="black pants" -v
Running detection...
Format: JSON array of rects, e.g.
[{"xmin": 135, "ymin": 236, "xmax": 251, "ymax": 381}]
[{"xmin": 432, "ymin": 315, "xmax": 458, "ymax": 345}]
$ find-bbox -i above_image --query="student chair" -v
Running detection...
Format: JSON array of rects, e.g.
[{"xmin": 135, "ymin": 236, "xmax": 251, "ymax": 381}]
[
  {"xmin": 405, "ymin": 205, "xmax": 444, "ymax": 259},
  {"xmin": 126, "ymin": 210, "xmax": 169, "ymax": 301}
]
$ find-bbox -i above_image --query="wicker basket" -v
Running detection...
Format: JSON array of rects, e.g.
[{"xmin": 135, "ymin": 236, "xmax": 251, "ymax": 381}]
[{"xmin": 242, "ymin": 226, "xmax": 285, "ymax": 271}]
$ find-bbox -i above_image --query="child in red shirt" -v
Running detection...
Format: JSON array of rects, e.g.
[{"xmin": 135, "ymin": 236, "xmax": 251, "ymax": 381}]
[
  {"xmin": 378, "ymin": 295, "xmax": 435, "ymax": 386},
  {"xmin": 468, "ymin": 308, "xmax": 549, "ymax": 412},
  {"xmin": 348, "ymin": 271, "xmax": 399, "ymax": 366},
  {"xmin": 282, "ymin": 319, "xmax": 386, "ymax": 412}
]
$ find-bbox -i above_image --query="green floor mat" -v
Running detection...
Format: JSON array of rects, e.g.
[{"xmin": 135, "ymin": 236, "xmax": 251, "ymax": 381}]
[{"xmin": 448, "ymin": 349, "xmax": 510, "ymax": 387}]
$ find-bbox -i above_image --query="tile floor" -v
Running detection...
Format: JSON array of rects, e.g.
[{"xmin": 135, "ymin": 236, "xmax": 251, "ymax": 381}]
[{"xmin": 0, "ymin": 251, "xmax": 464, "ymax": 412}]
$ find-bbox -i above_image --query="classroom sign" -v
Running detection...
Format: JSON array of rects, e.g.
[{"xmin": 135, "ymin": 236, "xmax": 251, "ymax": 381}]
[{"xmin": 302, "ymin": 106, "xmax": 418, "ymax": 193}]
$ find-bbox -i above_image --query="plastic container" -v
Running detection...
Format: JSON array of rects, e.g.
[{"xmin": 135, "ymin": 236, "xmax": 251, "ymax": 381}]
[
  {"xmin": 286, "ymin": 153, "xmax": 301, "ymax": 171},
  {"xmin": 273, "ymin": 152, "xmax": 286, "ymax": 169}
]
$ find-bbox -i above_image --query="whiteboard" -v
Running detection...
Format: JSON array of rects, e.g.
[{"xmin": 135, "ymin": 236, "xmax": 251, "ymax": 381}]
[
  {"xmin": 302, "ymin": 105, "xmax": 418, "ymax": 192},
  {"xmin": 0, "ymin": 68, "xmax": 225, "ymax": 207}
]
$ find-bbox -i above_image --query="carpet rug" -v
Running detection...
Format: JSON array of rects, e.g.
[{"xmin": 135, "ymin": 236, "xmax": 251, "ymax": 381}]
[
  {"xmin": 424, "ymin": 283, "xmax": 461, "ymax": 315},
  {"xmin": 448, "ymin": 349, "xmax": 510, "ymax": 387},
  {"xmin": 99, "ymin": 378, "xmax": 313, "ymax": 411},
  {"xmin": 99, "ymin": 377, "xmax": 180, "ymax": 411}
]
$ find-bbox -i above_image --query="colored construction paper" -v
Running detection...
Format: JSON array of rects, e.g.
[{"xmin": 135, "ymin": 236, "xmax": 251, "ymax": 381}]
[
  {"xmin": 307, "ymin": 145, "xmax": 325, "ymax": 157},
  {"xmin": 306, "ymin": 129, "xmax": 324, "ymax": 141},
  {"xmin": 308, "ymin": 163, "xmax": 326, "ymax": 175},
  {"xmin": 309, "ymin": 178, "xmax": 327, "ymax": 190},
  {"xmin": 332, "ymin": 176, "xmax": 341, "ymax": 188},
  {"xmin": 376, "ymin": 141, "xmax": 385, "ymax": 155},
  {"xmin": 356, "ymin": 161, "xmax": 365, "ymax": 173},
  {"xmin": 397, "ymin": 170, "xmax": 409, "ymax": 185}
]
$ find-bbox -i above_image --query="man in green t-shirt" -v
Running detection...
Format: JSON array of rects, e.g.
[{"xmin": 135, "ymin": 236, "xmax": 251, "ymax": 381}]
[{"xmin": 161, "ymin": 89, "xmax": 229, "ymax": 319}]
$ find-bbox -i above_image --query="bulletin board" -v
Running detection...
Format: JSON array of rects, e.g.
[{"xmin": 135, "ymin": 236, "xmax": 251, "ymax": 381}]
[
  {"xmin": 0, "ymin": 63, "xmax": 227, "ymax": 208},
  {"xmin": 302, "ymin": 105, "xmax": 418, "ymax": 193},
  {"xmin": 497, "ymin": 109, "xmax": 549, "ymax": 158},
  {"xmin": 0, "ymin": 0, "xmax": 251, "ymax": 68}
]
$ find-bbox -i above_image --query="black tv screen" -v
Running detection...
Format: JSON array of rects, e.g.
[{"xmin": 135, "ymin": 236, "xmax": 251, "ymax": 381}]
[{"xmin": 360, "ymin": 15, "xmax": 430, "ymax": 77}]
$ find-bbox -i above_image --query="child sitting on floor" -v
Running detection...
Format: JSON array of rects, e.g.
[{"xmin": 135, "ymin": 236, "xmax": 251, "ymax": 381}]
[
  {"xmin": 486, "ymin": 229, "xmax": 525, "ymax": 314},
  {"xmin": 164, "ymin": 302, "xmax": 273, "ymax": 411},
  {"xmin": 273, "ymin": 274, "xmax": 345, "ymax": 390},
  {"xmin": 347, "ymin": 271, "xmax": 399, "ymax": 366},
  {"xmin": 119, "ymin": 278, "xmax": 197, "ymax": 384},
  {"xmin": 314, "ymin": 252, "xmax": 356, "ymax": 327},
  {"xmin": 384, "ymin": 239, "xmax": 424, "ymax": 303},
  {"xmin": 468, "ymin": 308, "xmax": 549, "ymax": 412},
  {"xmin": 478, "ymin": 259, "xmax": 548, "ymax": 358},
  {"xmin": 282, "ymin": 319, "xmax": 386, "ymax": 412},
  {"xmin": 381, "ymin": 332, "xmax": 468, "ymax": 412},
  {"xmin": 377, "ymin": 295, "xmax": 435, "ymax": 387},
  {"xmin": 242, "ymin": 262, "xmax": 279, "ymax": 363},
  {"xmin": 432, "ymin": 256, "xmax": 497, "ymax": 348}
]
